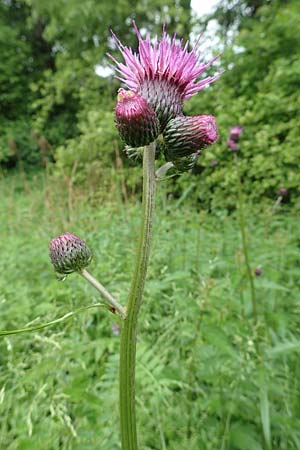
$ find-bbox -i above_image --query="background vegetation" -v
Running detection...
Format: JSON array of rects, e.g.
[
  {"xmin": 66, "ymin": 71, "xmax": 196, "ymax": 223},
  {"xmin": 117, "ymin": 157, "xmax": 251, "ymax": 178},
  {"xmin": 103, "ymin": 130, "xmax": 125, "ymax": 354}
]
[{"xmin": 1, "ymin": 0, "xmax": 300, "ymax": 448}]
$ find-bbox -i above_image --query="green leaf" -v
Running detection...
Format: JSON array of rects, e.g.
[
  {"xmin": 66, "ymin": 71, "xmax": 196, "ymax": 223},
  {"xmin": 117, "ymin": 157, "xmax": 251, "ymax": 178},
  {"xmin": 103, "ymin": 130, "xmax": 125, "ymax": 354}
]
[{"xmin": 260, "ymin": 386, "xmax": 271, "ymax": 449}]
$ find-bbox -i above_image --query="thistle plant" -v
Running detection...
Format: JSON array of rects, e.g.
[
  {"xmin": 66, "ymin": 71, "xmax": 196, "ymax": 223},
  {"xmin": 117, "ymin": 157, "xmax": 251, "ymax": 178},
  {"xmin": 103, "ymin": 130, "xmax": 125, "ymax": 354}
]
[
  {"xmin": 0, "ymin": 23, "xmax": 221, "ymax": 449},
  {"xmin": 108, "ymin": 23, "xmax": 220, "ymax": 450},
  {"xmin": 228, "ymin": 126, "xmax": 258, "ymax": 324}
]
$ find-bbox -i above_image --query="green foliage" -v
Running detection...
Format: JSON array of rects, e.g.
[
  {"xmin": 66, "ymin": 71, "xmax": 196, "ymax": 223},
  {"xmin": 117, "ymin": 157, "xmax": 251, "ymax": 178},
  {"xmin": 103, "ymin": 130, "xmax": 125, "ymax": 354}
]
[
  {"xmin": 1, "ymin": 173, "xmax": 300, "ymax": 449},
  {"xmin": 182, "ymin": 0, "xmax": 300, "ymax": 209}
]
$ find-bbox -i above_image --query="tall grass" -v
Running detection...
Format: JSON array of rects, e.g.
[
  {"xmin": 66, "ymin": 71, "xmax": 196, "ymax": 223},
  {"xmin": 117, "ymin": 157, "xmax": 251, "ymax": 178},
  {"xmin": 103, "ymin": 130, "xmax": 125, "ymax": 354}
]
[{"xmin": 0, "ymin": 171, "xmax": 300, "ymax": 450}]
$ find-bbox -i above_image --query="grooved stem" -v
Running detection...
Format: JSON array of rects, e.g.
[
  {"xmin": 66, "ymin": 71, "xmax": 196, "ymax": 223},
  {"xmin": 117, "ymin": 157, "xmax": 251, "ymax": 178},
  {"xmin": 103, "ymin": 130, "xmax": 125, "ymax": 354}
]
[{"xmin": 119, "ymin": 142, "xmax": 156, "ymax": 450}]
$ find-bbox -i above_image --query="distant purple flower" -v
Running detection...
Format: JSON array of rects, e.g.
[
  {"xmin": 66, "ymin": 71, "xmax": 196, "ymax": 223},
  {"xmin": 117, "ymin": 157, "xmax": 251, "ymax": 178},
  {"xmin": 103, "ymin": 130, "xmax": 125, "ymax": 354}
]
[
  {"xmin": 210, "ymin": 159, "xmax": 218, "ymax": 167},
  {"xmin": 227, "ymin": 139, "xmax": 239, "ymax": 152},
  {"xmin": 230, "ymin": 126, "xmax": 243, "ymax": 143},
  {"xmin": 254, "ymin": 267, "xmax": 262, "ymax": 277},
  {"xmin": 108, "ymin": 22, "xmax": 221, "ymax": 128},
  {"xmin": 278, "ymin": 187, "xmax": 287, "ymax": 197},
  {"xmin": 112, "ymin": 323, "xmax": 120, "ymax": 336}
]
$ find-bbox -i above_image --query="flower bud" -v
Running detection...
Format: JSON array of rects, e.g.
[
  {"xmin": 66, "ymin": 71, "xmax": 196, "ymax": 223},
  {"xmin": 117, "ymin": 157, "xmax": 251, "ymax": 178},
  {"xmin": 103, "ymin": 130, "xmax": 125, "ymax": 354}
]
[
  {"xmin": 124, "ymin": 145, "xmax": 144, "ymax": 161},
  {"xmin": 230, "ymin": 126, "xmax": 243, "ymax": 142},
  {"xmin": 163, "ymin": 115, "xmax": 218, "ymax": 159},
  {"xmin": 49, "ymin": 232, "xmax": 92, "ymax": 274},
  {"xmin": 115, "ymin": 89, "xmax": 159, "ymax": 147}
]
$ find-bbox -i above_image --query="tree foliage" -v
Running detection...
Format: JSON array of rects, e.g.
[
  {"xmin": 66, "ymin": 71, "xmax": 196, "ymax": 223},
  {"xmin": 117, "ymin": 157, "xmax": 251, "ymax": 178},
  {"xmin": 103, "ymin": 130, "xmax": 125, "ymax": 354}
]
[{"xmin": 1, "ymin": 0, "xmax": 299, "ymax": 207}]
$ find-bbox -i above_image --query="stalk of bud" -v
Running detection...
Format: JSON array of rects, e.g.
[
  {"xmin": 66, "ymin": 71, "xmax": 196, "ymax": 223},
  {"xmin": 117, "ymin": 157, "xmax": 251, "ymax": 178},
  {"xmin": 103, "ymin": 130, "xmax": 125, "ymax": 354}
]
[
  {"xmin": 115, "ymin": 89, "xmax": 159, "ymax": 147},
  {"xmin": 49, "ymin": 232, "xmax": 92, "ymax": 274},
  {"xmin": 163, "ymin": 114, "xmax": 218, "ymax": 159}
]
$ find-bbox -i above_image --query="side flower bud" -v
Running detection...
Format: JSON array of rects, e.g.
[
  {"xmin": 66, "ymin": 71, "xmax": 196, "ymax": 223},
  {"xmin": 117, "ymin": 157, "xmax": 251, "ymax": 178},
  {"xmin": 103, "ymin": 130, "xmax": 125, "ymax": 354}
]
[
  {"xmin": 163, "ymin": 114, "xmax": 218, "ymax": 159},
  {"xmin": 115, "ymin": 89, "xmax": 159, "ymax": 147},
  {"xmin": 49, "ymin": 232, "xmax": 92, "ymax": 274},
  {"xmin": 124, "ymin": 143, "xmax": 163, "ymax": 161}
]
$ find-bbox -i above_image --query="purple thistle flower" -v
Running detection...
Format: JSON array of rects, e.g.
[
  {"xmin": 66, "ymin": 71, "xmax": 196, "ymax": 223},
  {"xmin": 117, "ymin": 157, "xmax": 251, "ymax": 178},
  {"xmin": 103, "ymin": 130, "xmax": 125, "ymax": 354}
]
[
  {"xmin": 230, "ymin": 126, "xmax": 243, "ymax": 143},
  {"xmin": 115, "ymin": 88, "xmax": 159, "ymax": 146},
  {"xmin": 278, "ymin": 187, "xmax": 287, "ymax": 197},
  {"xmin": 227, "ymin": 139, "xmax": 239, "ymax": 152},
  {"xmin": 108, "ymin": 22, "xmax": 221, "ymax": 129},
  {"xmin": 49, "ymin": 232, "xmax": 92, "ymax": 275},
  {"xmin": 254, "ymin": 267, "xmax": 262, "ymax": 277},
  {"xmin": 163, "ymin": 115, "xmax": 218, "ymax": 159}
]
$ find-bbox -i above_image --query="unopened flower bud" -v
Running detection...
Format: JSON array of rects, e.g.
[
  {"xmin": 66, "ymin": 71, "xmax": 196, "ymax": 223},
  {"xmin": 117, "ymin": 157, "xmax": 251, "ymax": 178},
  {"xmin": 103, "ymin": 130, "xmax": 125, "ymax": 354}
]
[
  {"xmin": 230, "ymin": 126, "xmax": 243, "ymax": 142},
  {"xmin": 49, "ymin": 232, "xmax": 92, "ymax": 274},
  {"xmin": 163, "ymin": 114, "xmax": 218, "ymax": 159},
  {"xmin": 115, "ymin": 89, "xmax": 159, "ymax": 147}
]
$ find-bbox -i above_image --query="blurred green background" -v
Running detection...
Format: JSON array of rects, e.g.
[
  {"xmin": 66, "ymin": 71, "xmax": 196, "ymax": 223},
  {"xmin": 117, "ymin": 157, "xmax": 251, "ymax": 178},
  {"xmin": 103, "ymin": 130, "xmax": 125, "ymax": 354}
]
[{"xmin": 1, "ymin": 0, "xmax": 300, "ymax": 449}]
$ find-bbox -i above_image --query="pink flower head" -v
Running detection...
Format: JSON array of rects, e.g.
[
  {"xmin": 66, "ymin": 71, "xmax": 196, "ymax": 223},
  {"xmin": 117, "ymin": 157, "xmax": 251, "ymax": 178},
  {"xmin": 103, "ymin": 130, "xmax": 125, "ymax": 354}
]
[
  {"xmin": 227, "ymin": 139, "xmax": 239, "ymax": 152},
  {"xmin": 230, "ymin": 126, "xmax": 243, "ymax": 143},
  {"xmin": 115, "ymin": 88, "xmax": 159, "ymax": 146},
  {"xmin": 164, "ymin": 114, "xmax": 218, "ymax": 159},
  {"xmin": 108, "ymin": 22, "xmax": 221, "ymax": 129}
]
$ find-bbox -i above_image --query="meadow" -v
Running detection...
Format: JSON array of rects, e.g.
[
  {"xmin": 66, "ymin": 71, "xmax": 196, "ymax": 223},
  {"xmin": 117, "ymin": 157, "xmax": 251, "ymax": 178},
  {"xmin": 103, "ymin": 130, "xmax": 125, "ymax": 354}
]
[{"xmin": 1, "ymin": 171, "xmax": 299, "ymax": 450}]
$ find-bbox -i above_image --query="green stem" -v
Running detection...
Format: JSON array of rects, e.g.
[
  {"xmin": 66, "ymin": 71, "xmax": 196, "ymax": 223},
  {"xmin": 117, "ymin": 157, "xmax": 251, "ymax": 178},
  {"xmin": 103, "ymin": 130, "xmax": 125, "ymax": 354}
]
[
  {"xmin": 119, "ymin": 142, "xmax": 156, "ymax": 450},
  {"xmin": 0, "ymin": 303, "xmax": 105, "ymax": 336},
  {"xmin": 234, "ymin": 153, "xmax": 257, "ymax": 324},
  {"xmin": 80, "ymin": 268, "xmax": 126, "ymax": 318}
]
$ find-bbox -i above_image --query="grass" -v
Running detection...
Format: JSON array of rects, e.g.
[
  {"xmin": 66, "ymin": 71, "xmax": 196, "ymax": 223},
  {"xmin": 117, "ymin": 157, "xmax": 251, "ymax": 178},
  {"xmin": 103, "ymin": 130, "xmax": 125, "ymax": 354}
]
[{"xmin": 0, "ymin": 170, "xmax": 300, "ymax": 450}]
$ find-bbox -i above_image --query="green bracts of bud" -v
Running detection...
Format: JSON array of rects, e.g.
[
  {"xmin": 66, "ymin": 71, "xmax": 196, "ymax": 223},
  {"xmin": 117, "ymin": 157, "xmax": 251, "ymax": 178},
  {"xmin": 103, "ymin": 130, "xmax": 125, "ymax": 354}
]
[{"xmin": 49, "ymin": 232, "xmax": 92, "ymax": 274}]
